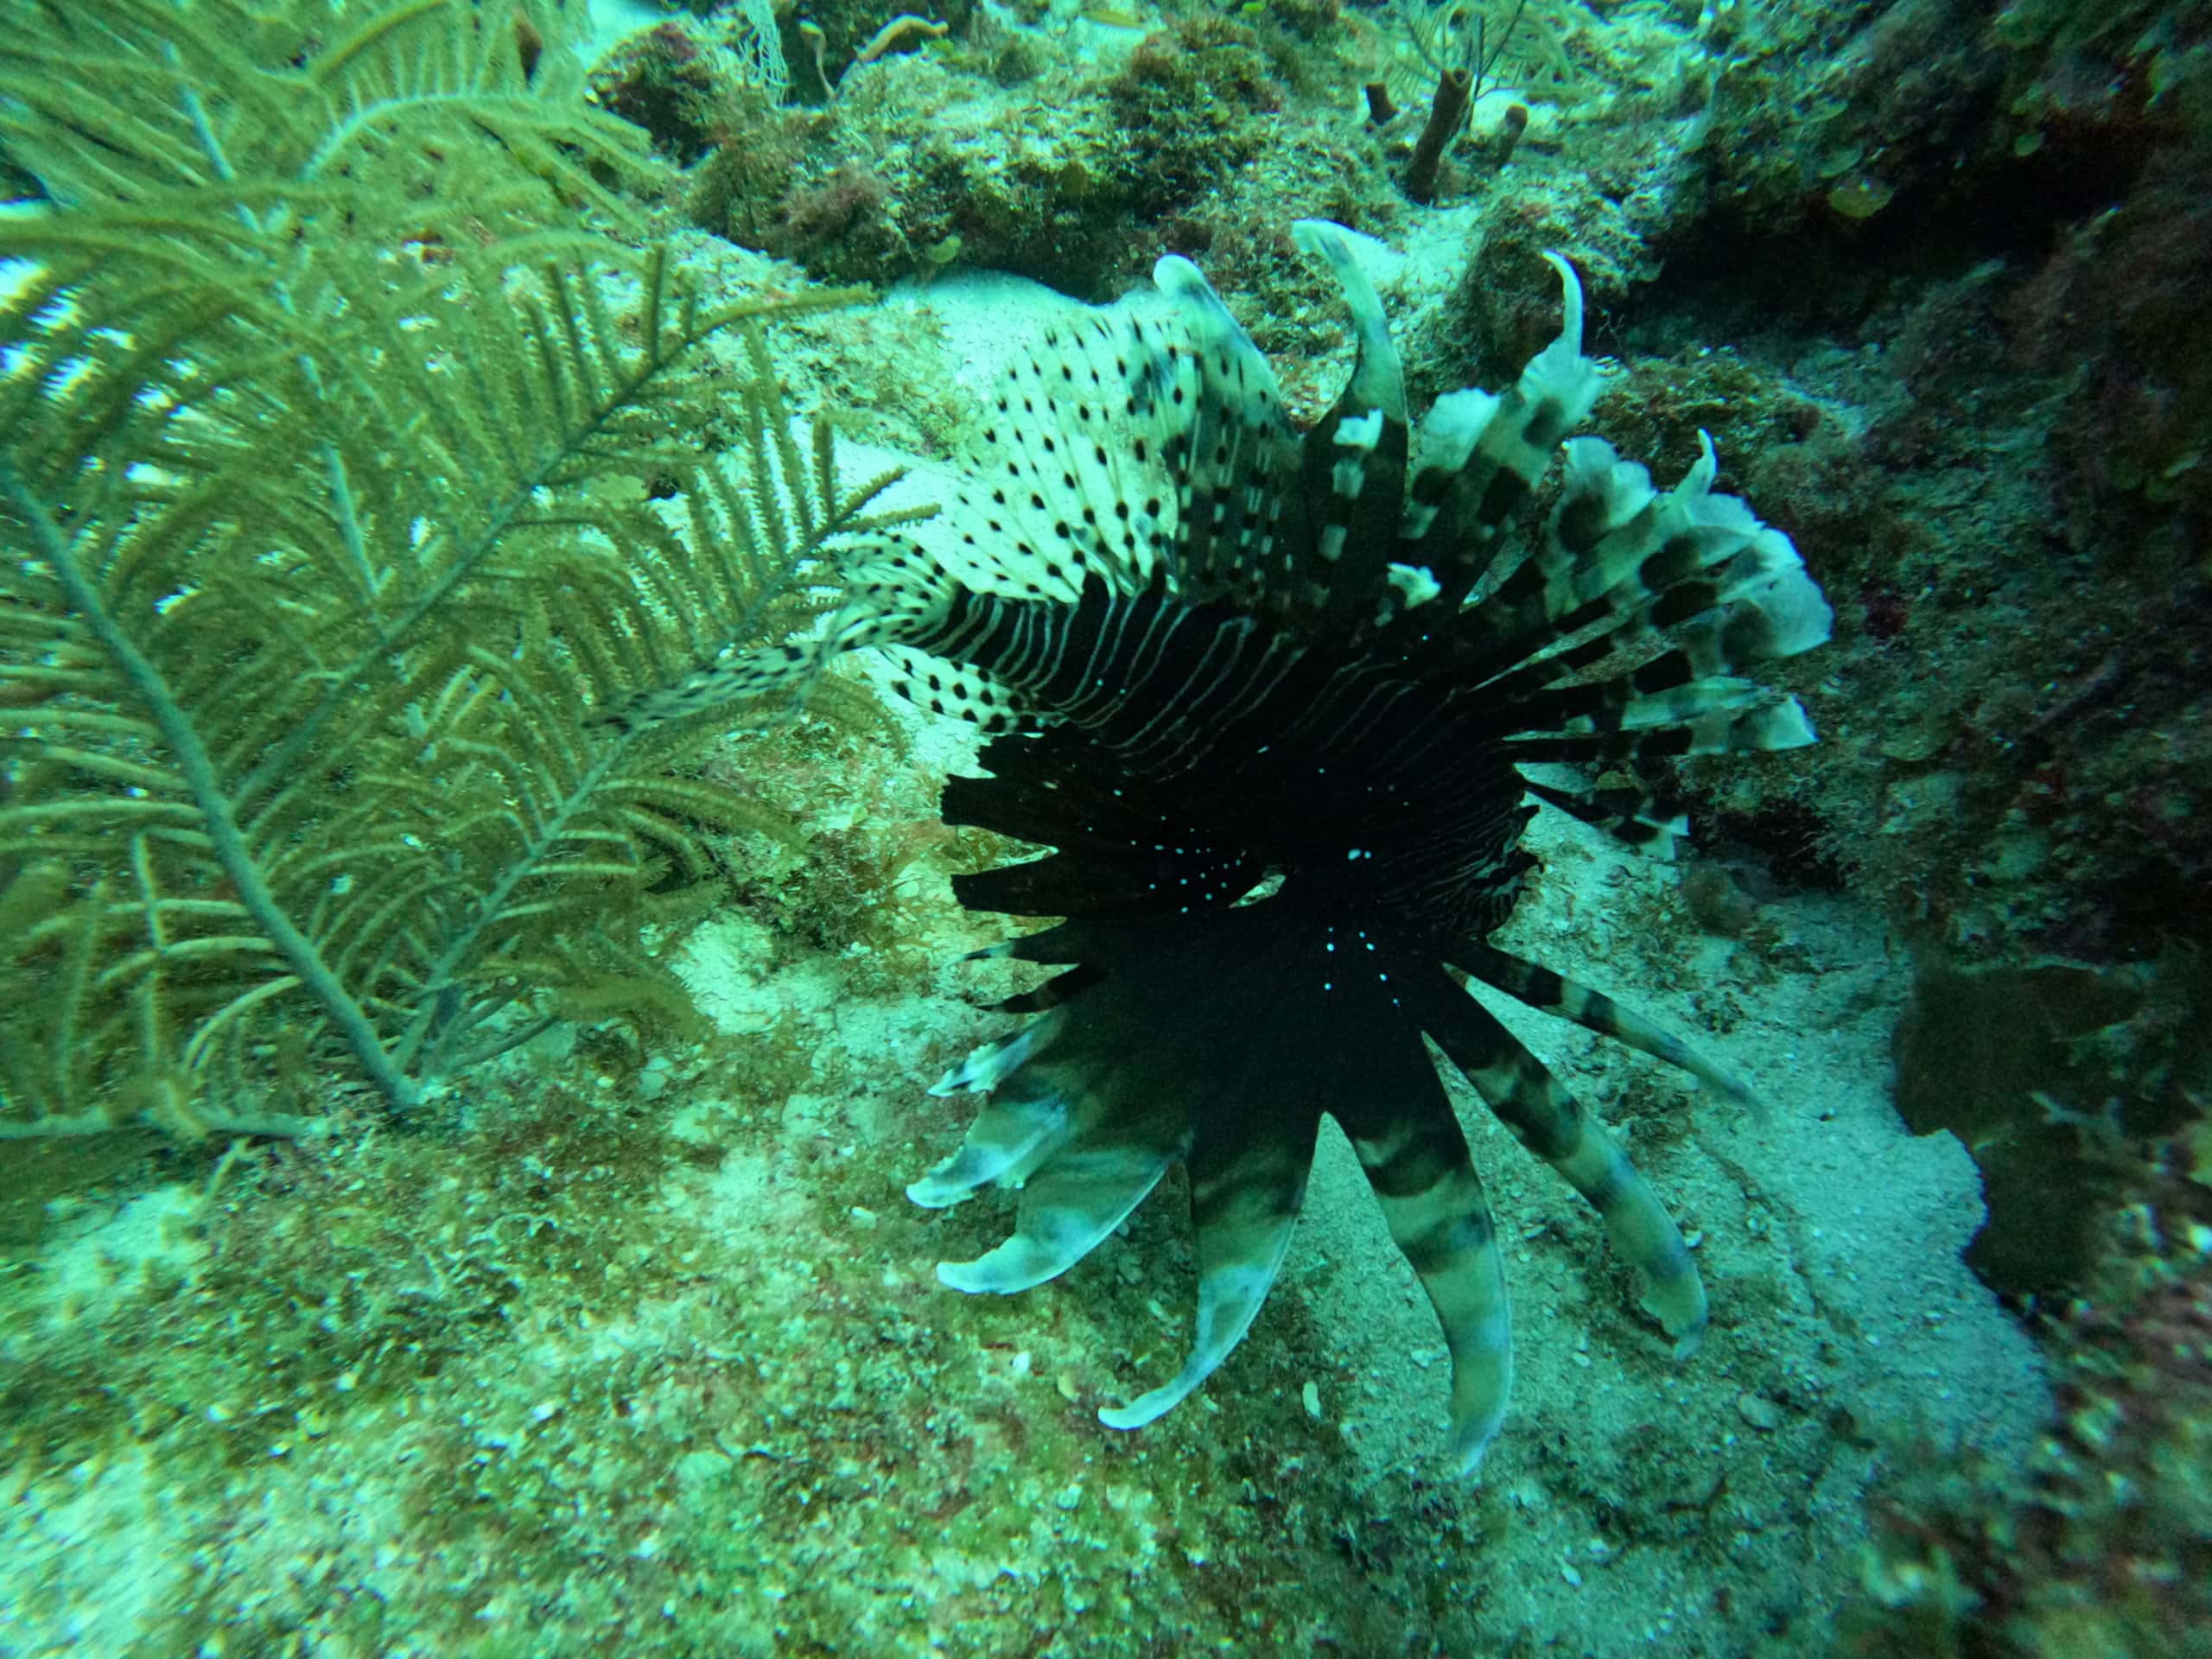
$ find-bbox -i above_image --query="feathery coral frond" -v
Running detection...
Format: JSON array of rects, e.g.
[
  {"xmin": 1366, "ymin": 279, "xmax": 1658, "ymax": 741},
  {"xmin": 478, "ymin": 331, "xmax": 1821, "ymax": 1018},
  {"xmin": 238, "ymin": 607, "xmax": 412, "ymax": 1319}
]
[{"xmin": 0, "ymin": 0, "xmax": 907, "ymax": 1137}]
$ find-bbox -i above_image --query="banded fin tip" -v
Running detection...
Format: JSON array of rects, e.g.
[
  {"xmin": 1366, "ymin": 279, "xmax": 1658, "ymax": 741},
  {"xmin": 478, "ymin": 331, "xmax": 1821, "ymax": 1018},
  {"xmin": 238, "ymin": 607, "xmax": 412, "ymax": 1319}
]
[
  {"xmin": 936, "ymin": 1143, "xmax": 1173, "ymax": 1293},
  {"xmin": 929, "ymin": 1009, "xmax": 1067, "ymax": 1096},
  {"xmin": 1292, "ymin": 218, "xmax": 1408, "ymax": 424},
  {"xmin": 1650, "ymin": 1277, "xmax": 1710, "ymax": 1359},
  {"xmin": 905, "ymin": 1088, "xmax": 1068, "ymax": 1208},
  {"xmin": 1100, "ymin": 1173, "xmax": 1304, "ymax": 1433},
  {"xmin": 1541, "ymin": 250, "xmax": 1586, "ymax": 357}
]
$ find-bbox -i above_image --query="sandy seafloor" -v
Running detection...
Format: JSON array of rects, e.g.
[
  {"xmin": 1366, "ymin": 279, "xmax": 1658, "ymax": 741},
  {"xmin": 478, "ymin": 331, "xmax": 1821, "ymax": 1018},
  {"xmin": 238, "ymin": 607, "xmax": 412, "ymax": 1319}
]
[{"xmin": 0, "ymin": 245, "xmax": 2050, "ymax": 1657}]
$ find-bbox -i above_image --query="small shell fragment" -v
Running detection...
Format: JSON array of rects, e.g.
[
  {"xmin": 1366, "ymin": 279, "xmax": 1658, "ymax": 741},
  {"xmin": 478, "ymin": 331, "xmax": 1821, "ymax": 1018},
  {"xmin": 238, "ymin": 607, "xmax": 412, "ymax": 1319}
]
[{"xmin": 1735, "ymin": 1392, "xmax": 1784, "ymax": 1431}]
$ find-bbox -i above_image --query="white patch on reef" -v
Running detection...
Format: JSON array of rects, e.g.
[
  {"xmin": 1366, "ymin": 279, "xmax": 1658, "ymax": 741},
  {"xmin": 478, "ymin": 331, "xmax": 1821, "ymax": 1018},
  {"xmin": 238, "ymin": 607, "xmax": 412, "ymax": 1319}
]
[{"xmin": 30, "ymin": 1185, "xmax": 209, "ymax": 1334}]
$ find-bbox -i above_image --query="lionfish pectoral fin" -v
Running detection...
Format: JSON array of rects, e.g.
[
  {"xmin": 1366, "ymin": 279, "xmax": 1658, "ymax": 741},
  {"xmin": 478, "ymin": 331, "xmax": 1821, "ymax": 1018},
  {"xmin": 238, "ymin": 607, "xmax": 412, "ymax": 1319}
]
[
  {"xmin": 929, "ymin": 1007, "xmax": 1071, "ymax": 1096},
  {"xmin": 1344, "ymin": 1103, "xmax": 1515, "ymax": 1476},
  {"xmin": 935, "ymin": 1131, "xmax": 1177, "ymax": 1294},
  {"xmin": 925, "ymin": 1014, "xmax": 1194, "ymax": 1293},
  {"xmin": 1410, "ymin": 968, "xmax": 1708, "ymax": 1356},
  {"xmin": 601, "ymin": 538, "xmax": 957, "ymax": 736},
  {"xmin": 906, "ymin": 1075, "xmax": 1070, "ymax": 1209},
  {"xmin": 980, "ymin": 963, "xmax": 1105, "ymax": 1017},
  {"xmin": 1446, "ymin": 940, "xmax": 1761, "ymax": 1112},
  {"xmin": 1520, "ymin": 776, "xmax": 1691, "ymax": 861},
  {"xmin": 1099, "ymin": 1130, "xmax": 1313, "ymax": 1432}
]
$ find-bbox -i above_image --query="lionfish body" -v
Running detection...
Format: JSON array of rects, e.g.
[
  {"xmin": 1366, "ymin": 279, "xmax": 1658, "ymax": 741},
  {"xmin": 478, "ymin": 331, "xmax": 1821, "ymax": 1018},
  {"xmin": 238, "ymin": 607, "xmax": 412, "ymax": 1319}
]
[{"xmin": 644, "ymin": 222, "xmax": 1832, "ymax": 1471}]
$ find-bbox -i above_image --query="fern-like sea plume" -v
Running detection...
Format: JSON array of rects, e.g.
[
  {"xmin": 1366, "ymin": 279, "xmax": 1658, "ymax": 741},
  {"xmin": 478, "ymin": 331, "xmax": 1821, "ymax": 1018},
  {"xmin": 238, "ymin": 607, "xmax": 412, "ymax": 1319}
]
[
  {"xmin": 639, "ymin": 222, "xmax": 1834, "ymax": 1471},
  {"xmin": 0, "ymin": 0, "xmax": 918, "ymax": 1141}
]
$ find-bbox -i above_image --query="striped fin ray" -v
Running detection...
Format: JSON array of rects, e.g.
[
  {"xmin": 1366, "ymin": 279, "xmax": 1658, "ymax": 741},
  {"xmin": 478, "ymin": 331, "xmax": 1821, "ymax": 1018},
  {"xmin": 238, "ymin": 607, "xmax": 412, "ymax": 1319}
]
[
  {"xmin": 1370, "ymin": 811, "xmax": 1539, "ymax": 936},
  {"xmin": 1408, "ymin": 969, "xmax": 1708, "ymax": 1354},
  {"xmin": 936, "ymin": 1130, "xmax": 1181, "ymax": 1294},
  {"xmin": 906, "ymin": 1071, "xmax": 1071, "ymax": 1209},
  {"xmin": 1519, "ymin": 776, "xmax": 1689, "ymax": 858},
  {"xmin": 1340, "ymin": 1084, "xmax": 1515, "ymax": 1473},
  {"xmin": 1390, "ymin": 251, "xmax": 1609, "ymax": 617},
  {"xmin": 1497, "ymin": 671, "xmax": 1793, "ymax": 753},
  {"xmin": 1148, "ymin": 255, "xmax": 1304, "ymax": 612},
  {"xmin": 1461, "ymin": 431, "xmax": 1832, "ymax": 690},
  {"xmin": 597, "ymin": 533, "xmax": 952, "ymax": 734},
  {"xmin": 912, "ymin": 575, "xmax": 1182, "ymax": 723},
  {"xmin": 880, "ymin": 645, "xmax": 1043, "ymax": 734},
  {"xmin": 1443, "ymin": 939, "xmax": 1757, "ymax": 1108},
  {"xmin": 1099, "ymin": 1116, "xmax": 1317, "ymax": 1433},
  {"xmin": 929, "ymin": 1006, "xmax": 1071, "ymax": 1097},
  {"xmin": 1500, "ymin": 695, "xmax": 1818, "ymax": 766},
  {"xmin": 919, "ymin": 904, "xmax": 1526, "ymax": 1461},
  {"xmin": 1287, "ymin": 221, "xmax": 1417, "ymax": 638},
  {"xmin": 1420, "ymin": 432, "xmax": 1829, "ymax": 775},
  {"xmin": 915, "ymin": 573, "xmax": 1319, "ymax": 789},
  {"xmin": 986, "ymin": 963, "xmax": 1103, "ymax": 1016},
  {"xmin": 915, "ymin": 910, "xmax": 1341, "ymax": 1396},
  {"xmin": 1462, "ymin": 617, "xmax": 1808, "ymax": 760}
]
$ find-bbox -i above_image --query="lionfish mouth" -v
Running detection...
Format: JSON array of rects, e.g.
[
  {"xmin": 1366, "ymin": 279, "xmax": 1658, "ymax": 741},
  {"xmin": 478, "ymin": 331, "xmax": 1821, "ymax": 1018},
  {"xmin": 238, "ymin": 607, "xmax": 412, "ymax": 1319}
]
[{"xmin": 645, "ymin": 221, "xmax": 1832, "ymax": 1471}]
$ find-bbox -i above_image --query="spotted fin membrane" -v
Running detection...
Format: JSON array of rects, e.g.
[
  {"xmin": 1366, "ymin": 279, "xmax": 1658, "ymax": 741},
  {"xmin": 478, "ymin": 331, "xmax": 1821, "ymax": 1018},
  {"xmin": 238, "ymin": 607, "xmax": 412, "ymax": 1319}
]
[{"xmin": 632, "ymin": 222, "xmax": 1832, "ymax": 1472}]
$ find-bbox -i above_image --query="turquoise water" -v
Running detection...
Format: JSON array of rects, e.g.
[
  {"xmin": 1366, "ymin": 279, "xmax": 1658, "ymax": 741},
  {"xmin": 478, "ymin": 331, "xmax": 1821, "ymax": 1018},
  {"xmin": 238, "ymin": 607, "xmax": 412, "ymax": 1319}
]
[{"xmin": 3, "ymin": 1, "xmax": 2206, "ymax": 1653}]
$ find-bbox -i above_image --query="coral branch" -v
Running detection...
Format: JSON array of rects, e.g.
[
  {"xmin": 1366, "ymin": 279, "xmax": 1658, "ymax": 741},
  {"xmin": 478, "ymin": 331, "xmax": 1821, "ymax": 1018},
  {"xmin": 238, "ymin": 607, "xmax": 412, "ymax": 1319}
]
[
  {"xmin": 0, "ymin": 459, "xmax": 422, "ymax": 1115},
  {"xmin": 1402, "ymin": 67, "xmax": 1471, "ymax": 206},
  {"xmin": 851, "ymin": 14, "xmax": 948, "ymax": 67}
]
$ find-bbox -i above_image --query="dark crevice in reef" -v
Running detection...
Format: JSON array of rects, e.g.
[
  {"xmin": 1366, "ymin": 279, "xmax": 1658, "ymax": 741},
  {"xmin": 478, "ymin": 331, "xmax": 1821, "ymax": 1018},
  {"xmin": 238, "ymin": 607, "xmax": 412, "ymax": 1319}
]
[
  {"xmin": 1704, "ymin": 804, "xmax": 1850, "ymax": 895},
  {"xmin": 1626, "ymin": 128, "xmax": 2162, "ymax": 353},
  {"xmin": 1628, "ymin": 148, "xmax": 2145, "ymax": 350}
]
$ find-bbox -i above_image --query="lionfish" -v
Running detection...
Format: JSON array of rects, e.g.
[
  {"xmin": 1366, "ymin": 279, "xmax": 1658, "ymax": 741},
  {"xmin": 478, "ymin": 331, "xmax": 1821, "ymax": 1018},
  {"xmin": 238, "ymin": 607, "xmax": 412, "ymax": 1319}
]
[{"xmin": 634, "ymin": 221, "xmax": 1831, "ymax": 1471}]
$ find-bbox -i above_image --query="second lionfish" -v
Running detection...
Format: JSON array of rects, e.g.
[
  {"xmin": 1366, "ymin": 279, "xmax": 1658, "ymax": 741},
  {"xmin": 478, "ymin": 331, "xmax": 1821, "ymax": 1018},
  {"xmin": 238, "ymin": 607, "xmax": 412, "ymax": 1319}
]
[{"xmin": 628, "ymin": 221, "xmax": 1833, "ymax": 1471}]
